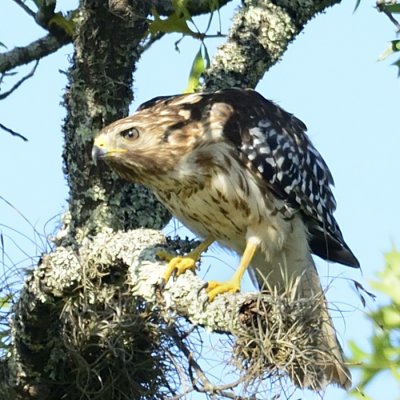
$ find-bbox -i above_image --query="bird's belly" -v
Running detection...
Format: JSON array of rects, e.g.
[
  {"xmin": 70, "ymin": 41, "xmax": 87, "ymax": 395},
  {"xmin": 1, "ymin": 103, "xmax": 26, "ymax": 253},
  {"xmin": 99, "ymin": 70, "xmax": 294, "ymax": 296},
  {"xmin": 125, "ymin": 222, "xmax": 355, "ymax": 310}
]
[
  {"xmin": 154, "ymin": 179, "xmax": 288, "ymax": 254},
  {"xmin": 155, "ymin": 183, "xmax": 307, "ymax": 291},
  {"xmin": 156, "ymin": 188, "xmax": 249, "ymax": 242}
]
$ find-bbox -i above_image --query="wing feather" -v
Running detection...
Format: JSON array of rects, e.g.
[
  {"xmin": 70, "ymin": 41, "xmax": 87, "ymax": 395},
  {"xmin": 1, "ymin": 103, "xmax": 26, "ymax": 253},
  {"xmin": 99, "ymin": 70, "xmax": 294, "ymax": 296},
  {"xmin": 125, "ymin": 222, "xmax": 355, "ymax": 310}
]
[{"xmin": 211, "ymin": 89, "xmax": 359, "ymax": 268}]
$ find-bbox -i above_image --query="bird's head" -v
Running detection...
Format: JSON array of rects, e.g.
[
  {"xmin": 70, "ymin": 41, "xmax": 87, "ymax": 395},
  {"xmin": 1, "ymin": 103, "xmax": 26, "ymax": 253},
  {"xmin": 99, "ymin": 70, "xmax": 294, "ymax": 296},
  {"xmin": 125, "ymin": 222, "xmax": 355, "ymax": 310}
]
[
  {"xmin": 92, "ymin": 116, "xmax": 174, "ymax": 185},
  {"xmin": 92, "ymin": 94, "xmax": 211, "ymax": 186}
]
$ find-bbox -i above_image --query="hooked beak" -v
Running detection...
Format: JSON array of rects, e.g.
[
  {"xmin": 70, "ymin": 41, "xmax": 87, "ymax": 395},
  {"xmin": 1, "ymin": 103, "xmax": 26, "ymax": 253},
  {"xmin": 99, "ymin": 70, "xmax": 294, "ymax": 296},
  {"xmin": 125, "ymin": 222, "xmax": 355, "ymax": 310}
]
[
  {"xmin": 92, "ymin": 135, "xmax": 127, "ymax": 166},
  {"xmin": 92, "ymin": 143, "xmax": 106, "ymax": 166}
]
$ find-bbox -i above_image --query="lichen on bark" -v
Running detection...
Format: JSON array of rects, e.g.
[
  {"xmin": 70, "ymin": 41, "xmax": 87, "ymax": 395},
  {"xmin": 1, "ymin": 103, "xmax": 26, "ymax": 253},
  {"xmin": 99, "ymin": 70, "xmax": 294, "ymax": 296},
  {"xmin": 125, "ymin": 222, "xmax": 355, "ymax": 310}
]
[
  {"xmin": 61, "ymin": 0, "xmax": 170, "ymax": 244},
  {"xmin": 7, "ymin": 229, "xmax": 337, "ymax": 398}
]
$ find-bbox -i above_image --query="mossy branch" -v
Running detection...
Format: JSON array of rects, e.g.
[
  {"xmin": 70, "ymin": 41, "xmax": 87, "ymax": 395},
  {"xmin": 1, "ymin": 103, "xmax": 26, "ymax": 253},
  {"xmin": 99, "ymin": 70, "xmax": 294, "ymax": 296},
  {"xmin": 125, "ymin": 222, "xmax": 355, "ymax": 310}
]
[
  {"xmin": 6, "ymin": 229, "xmax": 344, "ymax": 399},
  {"xmin": 0, "ymin": 34, "xmax": 70, "ymax": 74}
]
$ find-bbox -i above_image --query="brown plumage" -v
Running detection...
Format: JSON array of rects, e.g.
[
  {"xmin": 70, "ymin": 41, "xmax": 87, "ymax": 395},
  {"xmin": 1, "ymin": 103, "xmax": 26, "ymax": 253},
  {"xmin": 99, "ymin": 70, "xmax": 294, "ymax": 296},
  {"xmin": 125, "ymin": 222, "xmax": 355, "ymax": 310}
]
[{"xmin": 92, "ymin": 88, "xmax": 359, "ymax": 390}]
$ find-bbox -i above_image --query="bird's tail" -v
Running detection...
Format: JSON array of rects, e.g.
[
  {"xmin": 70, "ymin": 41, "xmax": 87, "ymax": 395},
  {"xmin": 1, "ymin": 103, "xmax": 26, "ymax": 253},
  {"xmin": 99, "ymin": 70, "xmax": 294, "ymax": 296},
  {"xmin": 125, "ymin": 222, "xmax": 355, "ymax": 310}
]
[
  {"xmin": 293, "ymin": 263, "xmax": 352, "ymax": 390},
  {"xmin": 250, "ymin": 252, "xmax": 352, "ymax": 391}
]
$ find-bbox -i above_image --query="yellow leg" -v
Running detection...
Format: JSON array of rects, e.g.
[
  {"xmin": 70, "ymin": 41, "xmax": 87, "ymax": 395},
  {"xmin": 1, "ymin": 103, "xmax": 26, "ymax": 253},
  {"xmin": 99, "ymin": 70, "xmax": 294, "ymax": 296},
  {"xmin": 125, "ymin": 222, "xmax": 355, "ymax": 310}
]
[
  {"xmin": 206, "ymin": 239, "xmax": 258, "ymax": 302},
  {"xmin": 158, "ymin": 236, "xmax": 214, "ymax": 285}
]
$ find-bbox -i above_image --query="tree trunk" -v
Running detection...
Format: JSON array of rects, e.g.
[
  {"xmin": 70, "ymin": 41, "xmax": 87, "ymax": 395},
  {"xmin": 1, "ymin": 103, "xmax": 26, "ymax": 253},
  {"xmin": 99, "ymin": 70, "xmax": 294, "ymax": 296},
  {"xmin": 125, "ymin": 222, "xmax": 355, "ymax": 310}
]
[{"xmin": 61, "ymin": 0, "xmax": 170, "ymax": 244}]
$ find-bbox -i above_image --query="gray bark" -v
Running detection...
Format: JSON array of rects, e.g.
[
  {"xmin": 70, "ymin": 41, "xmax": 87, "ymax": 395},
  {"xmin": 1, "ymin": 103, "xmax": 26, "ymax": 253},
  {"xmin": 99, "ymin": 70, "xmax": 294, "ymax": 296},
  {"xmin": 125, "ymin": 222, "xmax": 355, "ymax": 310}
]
[
  {"xmin": 0, "ymin": 34, "xmax": 69, "ymax": 74},
  {"xmin": 2, "ymin": 0, "xmax": 343, "ymax": 398},
  {"xmin": 60, "ymin": 0, "xmax": 170, "ymax": 243}
]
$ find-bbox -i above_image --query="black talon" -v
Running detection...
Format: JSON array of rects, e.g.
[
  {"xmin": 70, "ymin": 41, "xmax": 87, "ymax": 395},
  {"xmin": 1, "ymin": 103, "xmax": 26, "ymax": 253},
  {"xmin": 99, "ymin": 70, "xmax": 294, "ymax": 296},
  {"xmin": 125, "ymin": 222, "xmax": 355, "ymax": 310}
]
[
  {"xmin": 171, "ymin": 268, "xmax": 178, "ymax": 280},
  {"xmin": 197, "ymin": 282, "xmax": 208, "ymax": 297},
  {"xmin": 156, "ymin": 278, "xmax": 166, "ymax": 291}
]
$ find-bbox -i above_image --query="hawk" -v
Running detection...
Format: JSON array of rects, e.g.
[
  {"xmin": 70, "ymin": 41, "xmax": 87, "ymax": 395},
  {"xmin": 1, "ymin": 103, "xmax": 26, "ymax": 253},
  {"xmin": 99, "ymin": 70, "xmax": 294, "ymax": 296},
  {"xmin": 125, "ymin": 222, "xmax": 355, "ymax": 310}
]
[{"xmin": 92, "ymin": 88, "xmax": 359, "ymax": 390}]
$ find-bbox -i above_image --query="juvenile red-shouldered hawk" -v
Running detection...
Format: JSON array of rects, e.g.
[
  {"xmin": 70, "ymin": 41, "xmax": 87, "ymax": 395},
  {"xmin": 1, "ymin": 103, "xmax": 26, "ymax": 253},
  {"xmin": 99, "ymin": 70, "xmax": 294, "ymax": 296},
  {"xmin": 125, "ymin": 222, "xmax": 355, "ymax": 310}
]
[{"xmin": 92, "ymin": 88, "xmax": 359, "ymax": 390}]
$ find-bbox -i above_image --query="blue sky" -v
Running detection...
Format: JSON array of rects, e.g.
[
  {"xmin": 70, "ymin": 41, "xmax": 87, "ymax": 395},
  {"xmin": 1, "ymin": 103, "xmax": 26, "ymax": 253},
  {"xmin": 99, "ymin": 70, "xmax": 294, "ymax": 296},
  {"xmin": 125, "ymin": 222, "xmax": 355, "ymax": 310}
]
[{"xmin": 1, "ymin": 0, "xmax": 400, "ymax": 399}]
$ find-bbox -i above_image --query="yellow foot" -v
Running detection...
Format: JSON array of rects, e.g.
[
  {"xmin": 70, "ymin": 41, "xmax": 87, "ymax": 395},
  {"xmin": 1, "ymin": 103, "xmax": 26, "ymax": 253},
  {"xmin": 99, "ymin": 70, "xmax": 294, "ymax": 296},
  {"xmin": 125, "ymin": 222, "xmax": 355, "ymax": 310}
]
[
  {"xmin": 157, "ymin": 250, "xmax": 197, "ymax": 284},
  {"xmin": 206, "ymin": 280, "xmax": 241, "ymax": 302}
]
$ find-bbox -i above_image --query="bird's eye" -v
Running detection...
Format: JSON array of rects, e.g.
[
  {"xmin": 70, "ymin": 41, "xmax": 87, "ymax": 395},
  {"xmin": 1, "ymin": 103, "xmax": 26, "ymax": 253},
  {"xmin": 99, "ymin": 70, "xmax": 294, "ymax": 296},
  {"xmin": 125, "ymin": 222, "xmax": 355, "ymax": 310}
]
[{"xmin": 120, "ymin": 128, "xmax": 139, "ymax": 140}]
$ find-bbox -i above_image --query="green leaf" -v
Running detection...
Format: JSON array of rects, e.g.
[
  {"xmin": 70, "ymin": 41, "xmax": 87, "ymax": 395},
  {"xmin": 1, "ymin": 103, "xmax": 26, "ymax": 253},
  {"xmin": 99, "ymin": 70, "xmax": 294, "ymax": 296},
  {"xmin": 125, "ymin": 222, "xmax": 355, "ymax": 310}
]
[
  {"xmin": 394, "ymin": 58, "xmax": 400, "ymax": 77},
  {"xmin": 0, "ymin": 41, "xmax": 6, "ymax": 49},
  {"xmin": 48, "ymin": 13, "xmax": 75, "ymax": 37},
  {"xmin": 378, "ymin": 40, "xmax": 400, "ymax": 61},
  {"xmin": 380, "ymin": 3, "xmax": 400, "ymax": 14},
  {"xmin": 149, "ymin": 11, "xmax": 193, "ymax": 36},
  {"xmin": 350, "ymin": 389, "xmax": 373, "ymax": 400},
  {"xmin": 391, "ymin": 364, "xmax": 400, "ymax": 380},
  {"xmin": 184, "ymin": 47, "xmax": 205, "ymax": 93},
  {"xmin": 148, "ymin": 0, "xmax": 197, "ymax": 37},
  {"xmin": 172, "ymin": 0, "xmax": 191, "ymax": 16},
  {"xmin": 0, "ymin": 294, "xmax": 13, "ymax": 310},
  {"xmin": 371, "ymin": 249, "xmax": 400, "ymax": 302},
  {"xmin": 349, "ymin": 250, "xmax": 400, "ymax": 398},
  {"xmin": 381, "ymin": 306, "xmax": 400, "ymax": 328},
  {"xmin": 348, "ymin": 340, "xmax": 369, "ymax": 361}
]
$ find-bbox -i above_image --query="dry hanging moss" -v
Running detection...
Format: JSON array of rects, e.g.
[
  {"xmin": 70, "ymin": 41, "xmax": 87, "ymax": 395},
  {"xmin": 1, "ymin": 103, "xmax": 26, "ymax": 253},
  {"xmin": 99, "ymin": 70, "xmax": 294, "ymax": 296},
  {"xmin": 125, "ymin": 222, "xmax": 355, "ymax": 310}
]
[
  {"xmin": 7, "ymin": 230, "xmax": 181, "ymax": 400},
  {"xmin": 56, "ymin": 280, "xmax": 175, "ymax": 399},
  {"xmin": 233, "ymin": 282, "xmax": 343, "ymax": 392}
]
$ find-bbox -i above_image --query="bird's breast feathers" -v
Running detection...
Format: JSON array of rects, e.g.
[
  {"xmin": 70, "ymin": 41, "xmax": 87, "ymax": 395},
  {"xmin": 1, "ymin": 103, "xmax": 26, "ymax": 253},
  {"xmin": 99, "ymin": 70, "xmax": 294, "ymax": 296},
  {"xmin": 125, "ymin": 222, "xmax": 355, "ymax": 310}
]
[{"xmin": 154, "ymin": 145, "xmax": 293, "ymax": 257}]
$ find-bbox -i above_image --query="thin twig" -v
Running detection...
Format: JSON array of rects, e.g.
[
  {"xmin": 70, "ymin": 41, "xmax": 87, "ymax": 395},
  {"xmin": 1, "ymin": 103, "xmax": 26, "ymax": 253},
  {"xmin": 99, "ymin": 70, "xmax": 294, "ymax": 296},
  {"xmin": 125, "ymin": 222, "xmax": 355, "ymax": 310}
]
[
  {"xmin": 383, "ymin": 10, "xmax": 400, "ymax": 31},
  {"xmin": 165, "ymin": 349, "xmax": 188, "ymax": 397},
  {"xmin": 170, "ymin": 327, "xmax": 254, "ymax": 399},
  {"xmin": 12, "ymin": 0, "xmax": 37, "ymax": 19},
  {"xmin": 0, "ymin": 61, "xmax": 39, "ymax": 100},
  {"xmin": 377, "ymin": 0, "xmax": 400, "ymax": 32},
  {"xmin": 139, "ymin": 31, "xmax": 165, "ymax": 53},
  {"xmin": 0, "ymin": 123, "xmax": 28, "ymax": 141}
]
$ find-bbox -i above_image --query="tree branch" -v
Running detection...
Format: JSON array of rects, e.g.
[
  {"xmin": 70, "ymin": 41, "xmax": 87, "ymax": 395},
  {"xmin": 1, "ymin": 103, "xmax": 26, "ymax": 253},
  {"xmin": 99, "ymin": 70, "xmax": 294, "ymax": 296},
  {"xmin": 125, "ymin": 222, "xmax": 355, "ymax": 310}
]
[
  {"xmin": 12, "ymin": 0, "xmax": 37, "ymax": 19},
  {"xmin": 202, "ymin": 0, "xmax": 341, "ymax": 90},
  {"xmin": 7, "ymin": 229, "xmax": 346, "ymax": 398},
  {"xmin": 0, "ymin": 33, "xmax": 70, "ymax": 74},
  {"xmin": 0, "ymin": 61, "xmax": 38, "ymax": 100},
  {"xmin": 1, "ymin": 0, "xmax": 231, "ymax": 76},
  {"xmin": 0, "ymin": 123, "xmax": 28, "ymax": 141},
  {"xmin": 169, "ymin": 326, "xmax": 253, "ymax": 399},
  {"xmin": 384, "ymin": 10, "xmax": 400, "ymax": 31}
]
